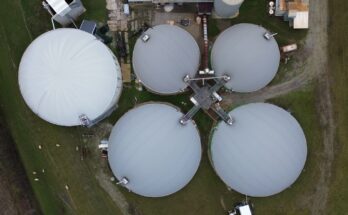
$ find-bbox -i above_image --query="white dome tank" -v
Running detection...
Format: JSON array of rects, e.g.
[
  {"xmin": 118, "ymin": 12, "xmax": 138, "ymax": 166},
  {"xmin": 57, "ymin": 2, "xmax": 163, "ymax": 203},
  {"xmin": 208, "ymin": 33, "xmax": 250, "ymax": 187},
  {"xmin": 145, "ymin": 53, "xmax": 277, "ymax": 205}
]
[
  {"xmin": 132, "ymin": 25, "xmax": 200, "ymax": 95},
  {"xmin": 108, "ymin": 103, "xmax": 202, "ymax": 197},
  {"xmin": 211, "ymin": 23, "xmax": 280, "ymax": 93},
  {"xmin": 19, "ymin": 29, "xmax": 122, "ymax": 126},
  {"xmin": 210, "ymin": 103, "xmax": 307, "ymax": 197}
]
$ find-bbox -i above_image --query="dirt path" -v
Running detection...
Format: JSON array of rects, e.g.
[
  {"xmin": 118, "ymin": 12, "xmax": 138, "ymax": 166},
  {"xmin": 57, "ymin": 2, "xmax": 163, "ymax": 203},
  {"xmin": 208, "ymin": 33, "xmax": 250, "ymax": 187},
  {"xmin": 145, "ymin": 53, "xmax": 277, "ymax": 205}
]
[
  {"xmin": 222, "ymin": 0, "xmax": 334, "ymax": 213},
  {"xmin": 310, "ymin": 73, "xmax": 335, "ymax": 215},
  {"xmin": 221, "ymin": 70, "xmax": 312, "ymax": 106},
  {"xmin": 89, "ymin": 123, "xmax": 131, "ymax": 215},
  {"xmin": 304, "ymin": 1, "xmax": 335, "ymax": 214},
  {"xmin": 95, "ymin": 170, "xmax": 131, "ymax": 215}
]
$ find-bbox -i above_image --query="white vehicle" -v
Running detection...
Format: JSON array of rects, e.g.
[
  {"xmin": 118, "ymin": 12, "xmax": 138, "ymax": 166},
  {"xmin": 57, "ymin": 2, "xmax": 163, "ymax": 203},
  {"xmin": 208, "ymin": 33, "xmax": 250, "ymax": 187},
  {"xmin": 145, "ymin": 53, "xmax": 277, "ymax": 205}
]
[
  {"xmin": 281, "ymin": 44, "xmax": 298, "ymax": 53},
  {"xmin": 228, "ymin": 202, "xmax": 253, "ymax": 215}
]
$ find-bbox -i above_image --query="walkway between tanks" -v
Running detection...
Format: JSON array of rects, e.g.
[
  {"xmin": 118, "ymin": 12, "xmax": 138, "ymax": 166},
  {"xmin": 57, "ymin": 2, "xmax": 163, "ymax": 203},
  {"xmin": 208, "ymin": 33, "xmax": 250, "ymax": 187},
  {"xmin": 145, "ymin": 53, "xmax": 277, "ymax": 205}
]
[{"xmin": 95, "ymin": 169, "xmax": 131, "ymax": 215}]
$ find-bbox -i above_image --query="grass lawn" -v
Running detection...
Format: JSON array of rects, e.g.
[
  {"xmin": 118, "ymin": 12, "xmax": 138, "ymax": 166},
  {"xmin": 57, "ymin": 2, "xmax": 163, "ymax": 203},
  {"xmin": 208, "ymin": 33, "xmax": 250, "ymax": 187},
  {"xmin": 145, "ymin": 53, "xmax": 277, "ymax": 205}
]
[
  {"xmin": 0, "ymin": 112, "xmax": 42, "ymax": 214},
  {"xmin": 326, "ymin": 0, "xmax": 348, "ymax": 213},
  {"xmin": 0, "ymin": 0, "xmax": 334, "ymax": 215},
  {"xmin": 261, "ymin": 88, "xmax": 323, "ymax": 215}
]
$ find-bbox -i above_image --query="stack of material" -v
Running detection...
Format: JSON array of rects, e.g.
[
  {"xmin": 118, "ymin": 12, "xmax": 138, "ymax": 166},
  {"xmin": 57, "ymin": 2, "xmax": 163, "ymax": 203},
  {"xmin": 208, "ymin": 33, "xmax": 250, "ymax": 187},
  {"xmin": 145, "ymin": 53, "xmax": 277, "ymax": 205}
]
[
  {"xmin": 275, "ymin": 0, "xmax": 309, "ymax": 29},
  {"xmin": 121, "ymin": 63, "xmax": 131, "ymax": 83},
  {"xmin": 106, "ymin": 0, "xmax": 118, "ymax": 10},
  {"xmin": 106, "ymin": 0, "xmax": 129, "ymax": 31}
]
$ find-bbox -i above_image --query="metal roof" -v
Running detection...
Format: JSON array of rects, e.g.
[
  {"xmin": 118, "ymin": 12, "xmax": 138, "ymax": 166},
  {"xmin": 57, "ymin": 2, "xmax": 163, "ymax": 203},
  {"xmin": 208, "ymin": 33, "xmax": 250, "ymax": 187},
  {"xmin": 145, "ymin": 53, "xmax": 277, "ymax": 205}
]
[
  {"xmin": 46, "ymin": 0, "xmax": 70, "ymax": 15},
  {"xmin": 214, "ymin": 0, "xmax": 244, "ymax": 18},
  {"xmin": 239, "ymin": 205, "xmax": 253, "ymax": 215},
  {"xmin": 210, "ymin": 103, "xmax": 307, "ymax": 197},
  {"xmin": 19, "ymin": 29, "xmax": 122, "ymax": 126},
  {"xmin": 108, "ymin": 103, "xmax": 202, "ymax": 197},
  {"xmin": 211, "ymin": 23, "xmax": 280, "ymax": 92},
  {"xmin": 132, "ymin": 25, "xmax": 200, "ymax": 94}
]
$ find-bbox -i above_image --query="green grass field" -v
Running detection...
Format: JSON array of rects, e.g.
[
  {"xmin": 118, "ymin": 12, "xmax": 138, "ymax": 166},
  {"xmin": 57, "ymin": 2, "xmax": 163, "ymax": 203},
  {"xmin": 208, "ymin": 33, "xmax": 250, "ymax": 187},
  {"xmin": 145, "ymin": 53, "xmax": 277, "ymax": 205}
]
[
  {"xmin": 0, "ymin": 0, "xmax": 345, "ymax": 214},
  {"xmin": 326, "ymin": 0, "xmax": 348, "ymax": 214}
]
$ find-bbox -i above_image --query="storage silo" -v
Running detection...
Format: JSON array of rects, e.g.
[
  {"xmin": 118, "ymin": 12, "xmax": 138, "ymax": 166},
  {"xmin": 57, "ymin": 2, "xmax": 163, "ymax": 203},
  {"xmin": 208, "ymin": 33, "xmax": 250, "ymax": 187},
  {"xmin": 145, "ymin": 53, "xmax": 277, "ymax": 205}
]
[
  {"xmin": 211, "ymin": 23, "xmax": 280, "ymax": 93},
  {"xmin": 108, "ymin": 103, "xmax": 202, "ymax": 197},
  {"xmin": 132, "ymin": 25, "xmax": 200, "ymax": 95},
  {"xmin": 214, "ymin": 0, "xmax": 244, "ymax": 18},
  {"xmin": 19, "ymin": 28, "xmax": 122, "ymax": 127},
  {"xmin": 43, "ymin": 0, "xmax": 86, "ymax": 26},
  {"xmin": 210, "ymin": 103, "xmax": 307, "ymax": 197}
]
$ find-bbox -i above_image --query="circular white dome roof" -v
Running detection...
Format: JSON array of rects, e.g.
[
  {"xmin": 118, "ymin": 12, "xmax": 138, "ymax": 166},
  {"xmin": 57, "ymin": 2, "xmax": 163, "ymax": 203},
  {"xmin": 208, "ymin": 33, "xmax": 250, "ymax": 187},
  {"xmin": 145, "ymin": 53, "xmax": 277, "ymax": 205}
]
[
  {"xmin": 19, "ymin": 29, "xmax": 122, "ymax": 126},
  {"xmin": 211, "ymin": 23, "xmax": 280, "ymax": 92},
  {"xmin": 108, "ymin": 103, "xmax": 202, "ymax": 197},
  {"xmin": 132, "ymin": 25, "xmax": 200, "ymax": 94},
  {"xmin": 210, "ymin": 103, "xmax": 307, "ymax": 197}
]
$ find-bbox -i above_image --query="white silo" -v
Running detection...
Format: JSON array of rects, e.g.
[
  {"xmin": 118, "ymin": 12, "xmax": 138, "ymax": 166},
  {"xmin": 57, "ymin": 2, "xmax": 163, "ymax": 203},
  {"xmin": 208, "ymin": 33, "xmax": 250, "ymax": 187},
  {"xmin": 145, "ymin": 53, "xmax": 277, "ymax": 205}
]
[
  {"xmin": 132, "ymin": 24, "xmax": 200, "ymax": 95},
  {"xmin": 210, "ymin": 103, "xmax": 307, "ymax": 197},
  {"xmin": 211, "ymin": 23, "xmax": 280, "ymax": 93},
  {"xmin": 108, "ymin": 103, "xmax": 202, "ymax": 197},
  {"xmin": 214, "ymin": 0, "xmax": 244, "ymax": 18},
  {"xmin": 19, "ymin": 28, "xmax": 122, "ymax": 127}
]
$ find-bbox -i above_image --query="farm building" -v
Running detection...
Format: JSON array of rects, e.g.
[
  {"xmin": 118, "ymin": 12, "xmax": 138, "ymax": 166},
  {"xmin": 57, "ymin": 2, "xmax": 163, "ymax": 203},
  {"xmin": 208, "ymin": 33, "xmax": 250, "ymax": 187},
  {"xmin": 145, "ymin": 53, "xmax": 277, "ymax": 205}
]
[
  {"xmin": 210, "ymin": 103, "xmax": 307, "ymax": 197},
  {"xmin": 127, "ymin": 0, "xmax": 244, "ymax": 19},
  {"xmin": 211, "ymin": 23, "xmax": 280, "ymax": 93},
  {"xmin": 107, "ymin": 103, "xmax": 202, "ymax": 197},
  {"xmin": 274, "ymin": 0, "xmax": 309, "ymax": 29},
  {"xmin": 18, "ymin": 28, "xmax": 122, "ymax": 127},
  {"xmin": 132, "ymin": 24, "xmax": 200, "ymax": 95},
  {"xmin": 43, "ymin": 0, "xmax": 86, "ymax": 26}
]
